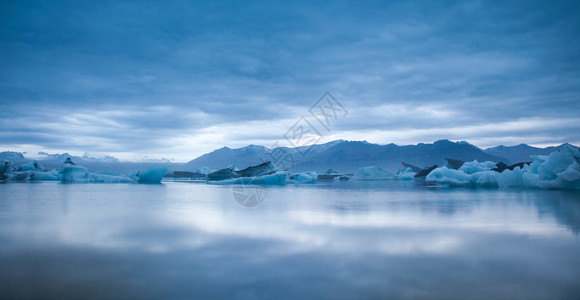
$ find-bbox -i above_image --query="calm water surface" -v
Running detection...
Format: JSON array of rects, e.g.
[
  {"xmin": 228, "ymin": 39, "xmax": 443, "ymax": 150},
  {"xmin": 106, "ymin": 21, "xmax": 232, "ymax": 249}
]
[{"xmin": 1, "ymin": 181, "xmax": 579, "ymax": 299}]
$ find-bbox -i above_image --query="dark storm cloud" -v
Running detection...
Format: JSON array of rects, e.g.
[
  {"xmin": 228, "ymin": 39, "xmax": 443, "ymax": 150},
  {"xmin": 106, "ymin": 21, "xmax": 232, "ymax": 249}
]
[{"xmin": 1, "ymin": 0, "xmax": 579, "ymax": 160}]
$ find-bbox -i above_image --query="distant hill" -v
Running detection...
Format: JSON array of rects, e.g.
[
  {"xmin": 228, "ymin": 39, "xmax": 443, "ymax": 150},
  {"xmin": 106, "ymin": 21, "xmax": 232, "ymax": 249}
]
[
  {"xmin": 292, "ymin": 140, "xmax": 508, "ymax": 172},
  {"xmin": 185, "ymin": 140, "xmax": 344, "ymax": 170},
  {"xmin": 483, "ymin": 143, "xmax": 574, "ymax": 164},
  {"xmin": 186, "ymin": 139, "xmax": 510, "ymax": 173},
  {"xmin": 2, "ymin": 140, "xmax": 578, "ymax": 174}
]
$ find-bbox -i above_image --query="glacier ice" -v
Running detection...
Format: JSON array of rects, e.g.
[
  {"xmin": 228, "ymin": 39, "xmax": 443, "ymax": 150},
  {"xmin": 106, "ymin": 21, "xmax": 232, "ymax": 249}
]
[
  {"xmin": 288, "ymin": 171, "xmax": 318, "ymax": 184},
  {"xmin": 58, "ymin": 157, "xmax": 165, "ymax": 183},
  {"xmin": 354, "ymin": 166, "xmax": 398, "ymax": 180},
  {"xmin": 207, "ymin": 171, "xmax": 287, "ymax": 185},
  {"xmin": 29, "ymin": 171, "xmax": 60, "ymax": 181},
  {"xmin": 396, "ymin": 167, "xmax": 417, "ymax": 180},
  {"xmin": 17, "ymin": 161, "xmax": 45, "ymax": 172},
  {"xmin": 425, "ymin": 145, "xmax": 580, "ymax": 189},
  {"xmin": 425, "ymin": 167, "xmax": 471, "ymax": 186},
  {"xmin": 207, "ymin": 161, "xmax": 281, "ymax": 183},
  {"xmin": 458, "ymin": 160, "xmax": 497, "ymax": 174},
  {"xmin": 132, "ymin": 167, "xmax": 167, "ymax": 184},
  {"xmin": 59, "ymin": 158, "xmax": 90, "ymax": 182}
]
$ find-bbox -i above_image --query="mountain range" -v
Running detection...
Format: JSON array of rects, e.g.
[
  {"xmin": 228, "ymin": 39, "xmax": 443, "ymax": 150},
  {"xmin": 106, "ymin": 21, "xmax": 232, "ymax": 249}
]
[
  {"xmin": 482, "ymin": 144, "xmax": 574, "ymax": 164},
  {"xmin": 185, "ymin": 140, "xmax": 578, "ymax": 173},
  {"xmin": 2, "ymin": 140, "xmax": 577, "ymax": 173}
]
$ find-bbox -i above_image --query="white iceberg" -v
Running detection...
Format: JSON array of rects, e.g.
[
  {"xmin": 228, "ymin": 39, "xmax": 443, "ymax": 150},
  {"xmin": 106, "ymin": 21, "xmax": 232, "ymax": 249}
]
[
  {"xmin": 29, "ymin": 171, "xmax": 60, "ymax": 181},
  {"xmin": 17, "ymin": 161, "xmax": 45, "ymax": 172},
  {"xmin": 396, "ymin": 167, "xmax": 417, "ymax": 180},
  {"xmin": 207, "ymin": 171, "xmax": 287, "ymax": 185},
  {"xmin": 58, "ymin": 157, "xmax": 166, "ymax": 184},
  {"xmin": 288, "ymin": 171, "xmax": 318, "ymax": 184},
  {"xmin": 459, "ymin": 160, "xmax": 497, "ymax": 174},
  {"xmin": 353, "ymin": 166, "xmax": 398, "ymax": 180},
  {"xmin": 131, "ymin": 167, "xmax": 167, "ymax": 184},
  {"xmin": 425, "ymin": 167, "xmax": 471, "ymax": 186},
  {"xmin": 425, "ymin": 145, "xmax": 580, "ymax": 189},
  {"xmin": 59, "ymin": 158, "xmax": 90, "ymax": 182}
]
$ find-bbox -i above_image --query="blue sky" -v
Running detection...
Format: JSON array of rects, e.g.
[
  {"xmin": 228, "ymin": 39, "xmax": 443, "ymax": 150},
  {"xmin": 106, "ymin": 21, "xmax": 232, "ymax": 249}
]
[{"xmin": 1, "ymin": 0, "xmax": 579, "ymax": 162}]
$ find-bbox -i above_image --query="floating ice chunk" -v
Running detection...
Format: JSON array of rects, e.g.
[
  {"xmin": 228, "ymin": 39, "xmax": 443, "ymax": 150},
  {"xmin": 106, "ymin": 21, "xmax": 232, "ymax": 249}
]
[
  {"xmin": 288, "ymin": 171, "xmax": 318, "ymax": 183},
  {"xmin": 207, "ymin": 168, "xmax": 239, "ymax": 181},
  {"xmin": 59, "ymin": 158, "xmax": 90, "ymax": 182},
  {"xmin": 424, "ymin": 145, "xmax": 580, "ymax": 189},
  {"xmin": 29, "ymin": 171, "xmax": 60, "ymax": 181},
  {"xmin": 1, "ymin": 161, "xmax": 13, "ymax": 180},
  {"xmin": 82, "ymin": 172, "xmax": 132, "ymax": 183},
  {"xmin": 17, "ymin": 161, "xmax": 45, "ymax": 172},
  {"xmin": 459, "ymin": 160, "xmax": 497, "ymax": 174},
  {"xmin": 425, "ymin": 166, "xmax": 471, "ymax": 186},
  {"xmin": 557, "ymin": 161, "xmax": 580, "ymax": 182},
  {"xmin": 529, "ymin": 145, "xmax": 580, "ymax": 189},
  {"xmin": 522, "ymin": 172, "xmax": 540, "ymax": 188},
  {"xmin": 208, "ymin": 162, "xmax": 278, "ymax": 182},
  {"xmin": 236, "ymin": 162, "xmax": 278, "ymax": 177},
  {"xmin": 470, "ymin": 171, "xmax": 499, "ymax": 187},
  {"xmin": 496, "ymin": 166, "xmax": 525, "ymax": 187},
  {"xmin": 0, "ymin": 161, "xmax": 11, "ymax": 173},
  {"xmin": 536, "ymin": 160, "xmax": 580, "ymax": 189},
  {"xmin": 131, "ymin": 167, "xmax": 167, "ymax": 184},
  {"xmin": 354, "ymin": 166, "xmax": 397, "ymax": 180},
  {"xmin": 396, "ymin": 167, "xmax": 417, "ymax": 180},
  {"xmin": 8, "ymin": 171, "xmax": 31, "ymax": 181},
  {"xmin": 537, "ymin": 145, "xmax": 580, "ymax": 180},
  {"xmin": 207, "ymin": 171, "xmax": 287, "ymax": 185}
]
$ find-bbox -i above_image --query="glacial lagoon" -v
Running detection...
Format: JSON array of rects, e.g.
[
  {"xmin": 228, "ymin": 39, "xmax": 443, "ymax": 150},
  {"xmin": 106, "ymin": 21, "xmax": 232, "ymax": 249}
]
[{"xmin": 1, "ymin": 181, "xmax": 579, "ymax": 299}]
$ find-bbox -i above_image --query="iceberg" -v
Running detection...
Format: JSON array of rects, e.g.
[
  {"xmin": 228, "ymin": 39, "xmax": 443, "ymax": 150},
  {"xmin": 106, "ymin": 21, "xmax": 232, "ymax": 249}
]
[
  {"xmin": 425, "ymin": 167, "xmax": 471, "ymax": 186},
  {"xmin": 2, "ymin": 159, "xmax": 59, "ymax": 181},
  {"xmin": 207, "ymin": 171, "xmax": 287, "ymax": 185},
  {"xmin": 59, "ymin": 158, "xmax": 90, "ymax": 182},
  {"xmin": 396, "ymin": 167, "xmax": 417, "ymax": 180},
  {"xmin": 1, "ymin": 161, "xmax": 12, "ymax": 180},
  {"xmin": 206, "ymin": 161, "xmax": 283, "ymax": 184},
  {"xmin": 132, "ymin": 167, "xmax": 167, "ymax": 184},
  {"xmin": 236, "ymin": 161, "xmax": 278, "ymax": 177},
  {"xmin": 424, "ymin": 145, "xmax": 580, "ymax": 189},
  {"xmin": 86, "ymin": 173, "xmax": 134, "ymax": 183},
  {"xmin": 207, "ymin": 168, "xmax": 240, "ymax": 181},
  {"xmin": 354, "ymin": 166, "xmax": 398, "ymax": 180},
  {"xmin": 57, "ymin": 157, "xmax": 166, "ymax": 184},
  {"xmin": 458, "ymin": 160, "xmax": 497, "ymax": 174},
  {"xmin": 29, "ymin": 171, "xmax": 60, "ymax": 181},
  {"xmin": 317, "ymin": 168, "xmax": 351, "ymax": 181},
  {"xmin": 400, "ymin": 162, "xmax": 422, "ymax": 173},
  {"xmin": 16, "ymin": 161, "xmax": 45, "ymax": 172},
  {"xmin": 288, "ymin": 171, "xmax": 318, "ymax": 183},
  {"xmin": 495, "ymin": 166, "xmax": 526, "ymax": 187},
  {"xmin": 470, "ymin": 171, "xmax": 499, "ymax": 187}
]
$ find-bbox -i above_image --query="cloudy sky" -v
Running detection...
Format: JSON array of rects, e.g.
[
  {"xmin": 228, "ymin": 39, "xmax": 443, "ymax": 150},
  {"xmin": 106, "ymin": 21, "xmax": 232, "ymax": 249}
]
[{"xmin": 1, "ymin": 0, "xmax": 579, "ymax": 162}]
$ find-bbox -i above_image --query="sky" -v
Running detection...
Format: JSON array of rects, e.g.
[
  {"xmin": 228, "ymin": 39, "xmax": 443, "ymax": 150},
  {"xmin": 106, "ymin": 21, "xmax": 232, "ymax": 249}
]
[{"xmin": 1, "ymin": 0, "xmax": 579, "ymax": 162}]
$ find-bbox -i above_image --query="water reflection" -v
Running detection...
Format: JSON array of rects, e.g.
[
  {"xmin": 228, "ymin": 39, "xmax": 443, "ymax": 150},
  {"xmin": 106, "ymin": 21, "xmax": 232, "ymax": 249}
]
[{"xmin": 0, "ymin": 182, "xmax": 579, "ymax": 299}]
